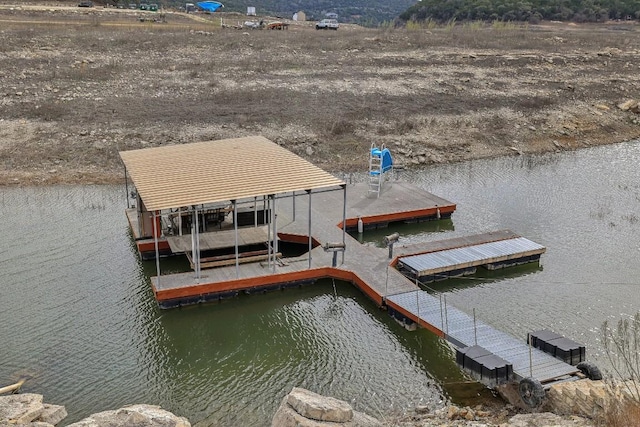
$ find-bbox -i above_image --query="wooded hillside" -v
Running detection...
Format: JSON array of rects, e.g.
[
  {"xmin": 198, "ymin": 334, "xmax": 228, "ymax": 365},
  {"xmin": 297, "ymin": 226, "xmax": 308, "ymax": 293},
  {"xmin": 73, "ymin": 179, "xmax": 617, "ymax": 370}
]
[{"xmin": 399, "ymin": 0, "xmax": 640, "ymax": 24}]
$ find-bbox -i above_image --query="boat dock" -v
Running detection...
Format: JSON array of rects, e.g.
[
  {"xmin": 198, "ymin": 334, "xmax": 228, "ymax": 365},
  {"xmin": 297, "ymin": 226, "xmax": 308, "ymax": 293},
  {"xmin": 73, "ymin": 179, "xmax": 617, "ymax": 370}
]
[{"xmin": 119, "ymin": 135, "xmax": 589, "ymax": 403}]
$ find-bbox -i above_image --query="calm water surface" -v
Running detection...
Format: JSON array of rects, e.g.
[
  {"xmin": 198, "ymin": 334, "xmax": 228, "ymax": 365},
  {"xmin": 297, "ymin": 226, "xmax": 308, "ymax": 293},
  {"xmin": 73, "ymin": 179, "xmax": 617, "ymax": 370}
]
[{"xmin": 2, "ymin": 141, "xmax": 640, "ymax": 425}]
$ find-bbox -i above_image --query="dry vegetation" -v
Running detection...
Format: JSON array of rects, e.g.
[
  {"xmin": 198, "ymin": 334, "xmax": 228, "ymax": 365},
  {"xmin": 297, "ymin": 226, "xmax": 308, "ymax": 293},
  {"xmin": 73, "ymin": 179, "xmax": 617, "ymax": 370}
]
[{"xmin": 1, "ymin": 4, "xmax": 640, "ymax": 185}]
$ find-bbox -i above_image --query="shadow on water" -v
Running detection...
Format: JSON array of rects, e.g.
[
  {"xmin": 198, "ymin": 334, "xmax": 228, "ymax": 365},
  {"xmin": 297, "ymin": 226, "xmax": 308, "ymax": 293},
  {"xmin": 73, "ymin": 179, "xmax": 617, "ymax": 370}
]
[
  {"xmin": 350, "ymin": 219, "xmax": 455, "ymax": 246},
  {"xmin": 146, "ymin": 280, "xmax": 451, "ymax": 424},
  {"xmin": 420, "ymin": 262, "xmax": 544, "ymax": 293},
  {"xmin": 150, "ymin": 277, "xmax": 504, "ymax": 419}
]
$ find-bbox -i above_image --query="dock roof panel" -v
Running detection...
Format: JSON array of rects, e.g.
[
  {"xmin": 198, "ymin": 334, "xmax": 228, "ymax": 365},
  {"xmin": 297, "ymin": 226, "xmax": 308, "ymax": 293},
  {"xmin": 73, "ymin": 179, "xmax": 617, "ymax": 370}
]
[{"xmin": 119, "ymin": 136, "xmax": 344, "ymax": 211}]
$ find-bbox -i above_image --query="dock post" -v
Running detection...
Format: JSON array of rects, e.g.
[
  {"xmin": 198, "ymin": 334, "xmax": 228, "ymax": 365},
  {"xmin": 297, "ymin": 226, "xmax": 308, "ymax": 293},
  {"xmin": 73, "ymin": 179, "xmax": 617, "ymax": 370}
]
[
  {"xmin": 384, "ymin": 266, "xmax": 389, "ymax": 299},
  {"xmin": 439, "ymin": 294, "xmax": 445, "ymax": 336},
  {"xmin": 124, "ymin": 165, "xmax": 130, "ymax": 209},
  {"xmin": 254, "ymin": 196, "xmax": 258, "ymax": 227},
  {"xmin": 444, "ymin": 294, "xmax": 449, "ymax": 336},
  {"xmin": 194, "ymin": 207, "xmax": 201, "ymax": 280},
  {"xmin": 307, "ymin": 189, "xmax": 312, "ymax": 269},
  {"xmin": 272, "ymin": 195, "xmax": 277, "ymax": 273},
  {"xmin": 267, "ymin": 196, "xmax": 272, "ymax": 268},
  {"xmin": 292, "ymin": 191, "xmax": 296, "ymax": 222},
  {"xmin": 529, "ymin": 339, "xmax": 533, "ymax": 377},
  {"xmin": 233, "ymin": 200, "xmax": 239, "ymax": 278},
  {"xmin": 416, "ymin": 290, "xmax": 420, "ymax": 327},
  {"xmin": 341, "ymin": 184, "xmax": 347, "ymax": 265},
  {"xmin": 153, "ymin": 210, "xmax": 160, "ymax": 286}
]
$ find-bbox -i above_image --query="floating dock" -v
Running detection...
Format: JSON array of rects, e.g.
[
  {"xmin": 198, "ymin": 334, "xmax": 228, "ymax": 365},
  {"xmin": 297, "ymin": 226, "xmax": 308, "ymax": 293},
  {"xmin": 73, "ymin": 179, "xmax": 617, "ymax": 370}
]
[
  {"xmin": 396, "ymin": 233, "xmax": 546, "ymax": 282},
  {"xmin": 119, "ymin": 136, "xmax": 588, "ymax": 402},
  {"xmin": 385, "ymin": 290, "xmax": 579, "ymax": 386}
]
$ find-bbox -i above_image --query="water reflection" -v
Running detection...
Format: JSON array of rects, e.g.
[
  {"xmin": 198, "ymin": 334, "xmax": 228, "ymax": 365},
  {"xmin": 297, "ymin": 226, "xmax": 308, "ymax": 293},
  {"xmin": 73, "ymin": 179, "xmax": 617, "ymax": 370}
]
[{"xmin": 152, "ymin": 282, "xmax": 447, "ymax": 425}]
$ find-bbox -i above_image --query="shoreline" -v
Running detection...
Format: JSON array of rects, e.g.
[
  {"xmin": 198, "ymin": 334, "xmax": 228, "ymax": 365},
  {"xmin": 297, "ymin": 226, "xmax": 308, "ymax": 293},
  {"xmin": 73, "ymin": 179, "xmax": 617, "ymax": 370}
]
[{"xmin": 2, "ymin": 131, "xmax": 639, "ymax": 187}]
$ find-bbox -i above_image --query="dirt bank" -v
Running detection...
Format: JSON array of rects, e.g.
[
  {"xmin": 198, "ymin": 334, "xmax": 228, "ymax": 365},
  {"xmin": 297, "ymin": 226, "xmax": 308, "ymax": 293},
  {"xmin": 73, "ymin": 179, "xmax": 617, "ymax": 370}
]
[{"xmin": 1, "ymin": 5, "xmax": 639, "ymax": 185}]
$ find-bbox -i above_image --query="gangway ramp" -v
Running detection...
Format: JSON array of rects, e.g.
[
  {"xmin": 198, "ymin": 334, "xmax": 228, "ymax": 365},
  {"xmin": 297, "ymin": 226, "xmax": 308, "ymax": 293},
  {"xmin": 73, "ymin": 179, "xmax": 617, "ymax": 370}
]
[{"xmin": 386, "ymin": 290, "xmax": 579, "ymax": 383}]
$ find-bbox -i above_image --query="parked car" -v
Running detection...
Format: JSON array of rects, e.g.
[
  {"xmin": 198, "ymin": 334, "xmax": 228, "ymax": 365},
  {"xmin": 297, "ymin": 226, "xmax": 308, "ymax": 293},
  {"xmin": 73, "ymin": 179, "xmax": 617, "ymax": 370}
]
[
  {"xmin": 78, "ymin": 1, "xmax": 94, "ymax": 7},
  {"xmin": 316, "ymin": 19, "xmax": 339, "ymax": 30}
]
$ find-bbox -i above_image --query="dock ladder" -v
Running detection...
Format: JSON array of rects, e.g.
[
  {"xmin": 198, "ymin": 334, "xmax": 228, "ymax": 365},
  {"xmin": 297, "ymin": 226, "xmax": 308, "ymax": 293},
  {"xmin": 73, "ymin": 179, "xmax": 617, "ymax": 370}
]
[{"xmin": 368, "ymin": 143, "xmax": 393, "ymax": 197}]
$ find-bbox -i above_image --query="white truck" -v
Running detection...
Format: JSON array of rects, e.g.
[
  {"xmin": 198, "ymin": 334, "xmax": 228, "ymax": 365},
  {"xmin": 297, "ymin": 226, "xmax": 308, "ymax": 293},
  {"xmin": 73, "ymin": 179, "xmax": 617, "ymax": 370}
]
[{"xmin": 315, "ymin": 19, "xmax": 339, "ymax": 30}]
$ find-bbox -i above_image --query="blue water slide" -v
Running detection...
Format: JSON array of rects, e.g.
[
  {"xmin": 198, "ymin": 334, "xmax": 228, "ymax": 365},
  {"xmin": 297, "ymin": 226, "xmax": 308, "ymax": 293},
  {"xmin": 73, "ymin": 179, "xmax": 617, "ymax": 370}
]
[
  {"xmin": 371, "ymin": 147, "xmax": 393, "ymax": 174},
  {"xmin": 197, "ymin": 1, "xmax": 223, "ymax": 12}
]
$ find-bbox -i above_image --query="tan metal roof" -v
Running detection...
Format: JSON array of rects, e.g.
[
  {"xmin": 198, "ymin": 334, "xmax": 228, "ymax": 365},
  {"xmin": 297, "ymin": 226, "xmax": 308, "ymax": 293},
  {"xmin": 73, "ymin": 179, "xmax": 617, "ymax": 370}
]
[{"xmin": 119, "ymin": 136, "xmax": 344, "ymax": 211}]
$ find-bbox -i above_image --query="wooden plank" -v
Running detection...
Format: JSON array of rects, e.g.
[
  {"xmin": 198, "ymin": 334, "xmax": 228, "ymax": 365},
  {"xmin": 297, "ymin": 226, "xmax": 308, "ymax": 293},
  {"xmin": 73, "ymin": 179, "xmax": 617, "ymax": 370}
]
[
  {"xmin": 200, "ymin": 249, "xmax": 268, "ymax": 263},
  {"xmin": 167, "ymin": 226, "xmax": 269, "ymax": 253},
  {"xmin": 200, "ymin": 253, "xmax": 281, "ymax": 269}
]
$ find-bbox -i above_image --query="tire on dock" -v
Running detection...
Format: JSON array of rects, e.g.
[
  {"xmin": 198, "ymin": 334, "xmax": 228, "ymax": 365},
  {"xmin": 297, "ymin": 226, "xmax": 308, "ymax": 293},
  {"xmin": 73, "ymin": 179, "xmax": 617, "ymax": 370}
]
[
  {"xmin": 518, "ymin": 377, "xmax": 545, "ymax": 407},
  {"xmin": 576, "ymin": 361, "xmax": 603, "ymax": 381}
]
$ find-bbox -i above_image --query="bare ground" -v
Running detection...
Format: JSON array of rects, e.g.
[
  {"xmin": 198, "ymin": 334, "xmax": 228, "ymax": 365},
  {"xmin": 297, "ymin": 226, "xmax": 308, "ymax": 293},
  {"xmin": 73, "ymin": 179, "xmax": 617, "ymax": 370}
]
[{"xmin": 1, "ymin": 3, "xmax": 640, "ymax": 185}]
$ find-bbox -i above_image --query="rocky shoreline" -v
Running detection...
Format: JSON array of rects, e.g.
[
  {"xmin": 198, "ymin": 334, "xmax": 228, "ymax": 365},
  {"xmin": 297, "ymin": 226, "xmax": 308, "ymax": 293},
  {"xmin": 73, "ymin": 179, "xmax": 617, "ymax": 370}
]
[{"xmin": 6, "ymin": 379, "xmax": 638, "ymax": 427}]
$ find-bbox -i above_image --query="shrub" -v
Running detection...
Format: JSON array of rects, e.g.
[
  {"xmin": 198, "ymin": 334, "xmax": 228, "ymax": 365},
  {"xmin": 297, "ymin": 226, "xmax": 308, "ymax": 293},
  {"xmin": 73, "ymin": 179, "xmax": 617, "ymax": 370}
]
[{"xmin": 601, "ymin": 312, "xmax": 640, "ymax": 426}]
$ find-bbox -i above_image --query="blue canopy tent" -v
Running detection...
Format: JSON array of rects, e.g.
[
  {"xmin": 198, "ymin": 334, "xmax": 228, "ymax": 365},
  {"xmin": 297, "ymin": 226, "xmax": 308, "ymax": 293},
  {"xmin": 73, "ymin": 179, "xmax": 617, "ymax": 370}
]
[{"xmin": 197, "ymin": 1, "xmax": 223, "ymax": 12}]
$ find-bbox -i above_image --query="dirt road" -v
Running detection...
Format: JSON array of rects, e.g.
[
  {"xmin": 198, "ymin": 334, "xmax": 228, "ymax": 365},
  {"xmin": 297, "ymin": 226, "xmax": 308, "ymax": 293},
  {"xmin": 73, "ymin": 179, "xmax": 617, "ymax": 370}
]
[{"xmin": 1, "ymin": 4, "xmax": 639, "ymax": 185}]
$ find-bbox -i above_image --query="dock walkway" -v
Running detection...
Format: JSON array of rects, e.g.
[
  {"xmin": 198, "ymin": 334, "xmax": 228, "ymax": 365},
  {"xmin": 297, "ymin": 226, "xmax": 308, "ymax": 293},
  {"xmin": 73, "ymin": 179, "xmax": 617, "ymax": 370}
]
[{"xmin": 386, "ymin": 290, "xmax": 578, "ymax": 383}]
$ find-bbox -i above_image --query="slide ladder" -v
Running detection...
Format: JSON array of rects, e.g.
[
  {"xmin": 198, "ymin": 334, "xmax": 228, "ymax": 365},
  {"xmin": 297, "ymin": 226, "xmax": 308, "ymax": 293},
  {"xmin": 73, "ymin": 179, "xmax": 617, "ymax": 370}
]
[{"xmin": 368, "ymin": 144, "xmax": 393, "ymax": 197}]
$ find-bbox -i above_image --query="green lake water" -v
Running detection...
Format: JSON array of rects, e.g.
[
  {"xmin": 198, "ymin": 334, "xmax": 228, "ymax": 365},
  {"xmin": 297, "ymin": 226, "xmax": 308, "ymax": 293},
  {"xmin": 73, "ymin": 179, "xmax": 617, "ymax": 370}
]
[{"xmin": 3, "ymin": 141, "xmax": 640, "ymax": 425}]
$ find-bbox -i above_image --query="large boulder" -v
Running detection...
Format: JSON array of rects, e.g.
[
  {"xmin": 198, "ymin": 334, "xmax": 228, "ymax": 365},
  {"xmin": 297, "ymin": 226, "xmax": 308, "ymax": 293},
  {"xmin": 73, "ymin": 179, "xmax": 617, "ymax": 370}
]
[
  {"xmin": 38, "ymin": 404, "xmax": 67, "ymax": 426},
  {"xmin": 272, "ymin": 388, "xmax": 382, "ymax": 427},
  {"xmin": 66, "ymin": 404, "xmax": 190, "ymax": 427},
  {"xmin": 0, "ymin": 393, "xmax": 45, "ymax": 424},
  {"xmin": 544, "ymin": 379, "xmax": 640, "ymax": 420}
]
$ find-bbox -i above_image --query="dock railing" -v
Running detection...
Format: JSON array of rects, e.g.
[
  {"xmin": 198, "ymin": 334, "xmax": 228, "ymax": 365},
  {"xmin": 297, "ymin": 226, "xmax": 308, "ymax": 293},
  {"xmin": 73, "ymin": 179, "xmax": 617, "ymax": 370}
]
[{"xmin": 414, "ymin": 277, "xmax": 486, "ymax": 350}]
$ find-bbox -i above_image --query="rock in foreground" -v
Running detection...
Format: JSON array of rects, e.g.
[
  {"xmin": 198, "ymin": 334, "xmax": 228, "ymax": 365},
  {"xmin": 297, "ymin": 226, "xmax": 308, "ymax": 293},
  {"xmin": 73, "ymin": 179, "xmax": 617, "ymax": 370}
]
[
  {"xmin": 272, "ymin": 387, "xmax": 382, "ymax": 427},
  {"xmin": 67, "ymin": 404, "xmax": 190, "ymax": 427},
  {"xmin": 0, "ymin": 393, "xmax": 67, "ymax": 426}
]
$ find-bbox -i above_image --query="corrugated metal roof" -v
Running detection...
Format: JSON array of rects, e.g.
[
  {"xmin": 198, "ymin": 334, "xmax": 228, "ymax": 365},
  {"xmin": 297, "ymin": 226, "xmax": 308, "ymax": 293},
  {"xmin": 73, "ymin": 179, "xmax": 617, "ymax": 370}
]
[
  {"xmin": 120, "ymin": 136, "xmax": 344, "ymax": 211},
  {"xmin": 398, "ymin": 237, "xmax": 545, "ymax": 276}
]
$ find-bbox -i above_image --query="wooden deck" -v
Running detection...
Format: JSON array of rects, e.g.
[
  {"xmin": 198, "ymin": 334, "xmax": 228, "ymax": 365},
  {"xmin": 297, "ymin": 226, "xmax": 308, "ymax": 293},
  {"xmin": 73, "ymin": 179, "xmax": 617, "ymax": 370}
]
[
  {"xmin": 166, "ymin": 226, "xmax": 269, "ymax": 253},
  {"xmin": 148, "ymin": 181, "xmax": 455, "ymax": 306}
]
